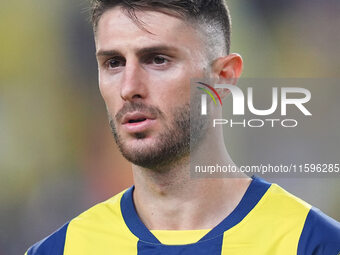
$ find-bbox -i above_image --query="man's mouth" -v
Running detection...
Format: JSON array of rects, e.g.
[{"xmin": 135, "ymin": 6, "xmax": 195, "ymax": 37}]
[
  {"xmin": 122, "ymin": 112, "xmax": 154, "ymax": 124},
  {"xmin": 128, "ymin": 118, "xmax": 147, "ymax": 124},
  {"xmin": 121, "ymin": 112, "xmax": 156, "ymax": 133}
]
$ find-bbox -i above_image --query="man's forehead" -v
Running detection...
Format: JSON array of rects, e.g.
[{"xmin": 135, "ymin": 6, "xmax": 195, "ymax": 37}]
[{"xmin": 95, "ymin": 7, "xmax": 201, "ymax": 53}]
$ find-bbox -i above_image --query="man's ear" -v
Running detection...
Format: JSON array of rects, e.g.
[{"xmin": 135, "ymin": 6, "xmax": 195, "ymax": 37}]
[{"xmin": 212, "ymin": 54, "xmax": 243, "ymax": 98}]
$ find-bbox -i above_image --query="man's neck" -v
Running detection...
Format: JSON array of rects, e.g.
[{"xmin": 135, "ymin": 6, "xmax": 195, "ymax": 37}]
[{"xmin": 131, "ymin": 130, "xmax": 251, "ymax": 230}]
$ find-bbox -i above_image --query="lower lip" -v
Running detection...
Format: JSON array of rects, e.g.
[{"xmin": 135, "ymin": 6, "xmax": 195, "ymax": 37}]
[{"xmin": 122, "ymin": 119, "xmax": 156, "ymax": 133}]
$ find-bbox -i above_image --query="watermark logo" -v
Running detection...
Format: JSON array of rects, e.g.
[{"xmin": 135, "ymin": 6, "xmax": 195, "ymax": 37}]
[
  {"xmin": 197, "ymin": 82, "xmax": 312, "ymax": 128},
  {"xmin": 196, "ymin": 82, "xmax": 222, "ymax": 115}
]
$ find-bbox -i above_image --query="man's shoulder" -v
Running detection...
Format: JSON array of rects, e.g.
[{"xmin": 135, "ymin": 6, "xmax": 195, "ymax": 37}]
[
  {"xmin": 253, "ymin": 180, "xmax": 312, "ymax": 219},
  {"xmin": 263, "ymin": 181, "xmax": 340, "ymax": 255},
  {"xmin": 25, "ymin": 222, "xmax": 69, "ymax": 255},
  {"xmin": 25, "ymin": 188, "xmax": 129, "ymax": 255},
  {"xmin": 297, "ymin": 207, "xmax": 340, "ymax": 255},
  {"xmin": 71, "ymin": 187, "xmax": 127, "ymax": 224},
  {"xmin": 246, "ymin": 179, "xmax": 339, "ymax": 254}
]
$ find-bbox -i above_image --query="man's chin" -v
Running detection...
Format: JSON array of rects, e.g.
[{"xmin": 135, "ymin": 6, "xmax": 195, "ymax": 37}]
[
  {"xmin": 132, "ymin": 132, "xmax": 148, "ymax": 140},
  {"xmin": 119, "ymin": 146, "xmax": 162, "ymax": 168},
  {"xmin": 124, "ymin": 133, "xmax": 156, "ymax": 145},
  {"xmin": 119, "ymin": 136, "xmax": 158, "ymax": 157}
]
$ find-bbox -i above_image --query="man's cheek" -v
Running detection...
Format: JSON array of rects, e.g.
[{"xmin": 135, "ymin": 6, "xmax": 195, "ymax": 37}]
[
  {"xmin": 99, "ymin": 86, "xmax": 119, "ymax": 108},
  {"xmin": 98, "ymin": 83, "xmax": 110, "ymax": 101}
]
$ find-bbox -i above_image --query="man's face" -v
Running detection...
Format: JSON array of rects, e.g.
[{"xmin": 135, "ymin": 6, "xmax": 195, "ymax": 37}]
[{"xmin": 95, "ymin": 7, "xmax": 208, "ymax": 168}]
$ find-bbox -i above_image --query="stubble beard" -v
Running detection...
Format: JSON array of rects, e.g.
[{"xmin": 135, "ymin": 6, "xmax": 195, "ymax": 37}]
[{"xmin": 108, "ymin": 100, "xmax": 207, "ymax": 171}]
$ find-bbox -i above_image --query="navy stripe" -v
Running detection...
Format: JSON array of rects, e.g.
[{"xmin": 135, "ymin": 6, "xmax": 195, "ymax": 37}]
[
  {"xmin": 27, "ymin": 222, "xmax": 69, "ymax": 255},
  {"xmin": 121, "ymin": 176, "xmax": 270, "ymax": 245},
  {"xmin": 201, "ymin": 175, "xmax": 271, "ymax": 241},
  {"xmin": 121, "ymin": 187, "xmax": 160, "ymax": 244},
  {"xmin": 297, "ymin": 207, "xmax": 340, "ymax": 255}
]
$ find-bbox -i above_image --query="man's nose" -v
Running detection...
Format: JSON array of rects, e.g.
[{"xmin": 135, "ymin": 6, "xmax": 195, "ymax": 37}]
[{"xmin": 120, "ymin": 60, "xmax": 147, "ymax": 101}]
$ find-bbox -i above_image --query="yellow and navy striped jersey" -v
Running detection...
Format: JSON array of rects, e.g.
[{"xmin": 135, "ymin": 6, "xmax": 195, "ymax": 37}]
[{"xmin": 26, "ymin": 177, "xmax": 340, "ymax": 255}]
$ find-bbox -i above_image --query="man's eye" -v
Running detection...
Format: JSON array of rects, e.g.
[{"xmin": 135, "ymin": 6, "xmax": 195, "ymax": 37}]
[
  {"xmin": 152, "ymin": 56, "xmax": 168, "ymax": 65},
  {"xmin": 107, "ymin": 58, "xmax": 125, "ymax": 69}
]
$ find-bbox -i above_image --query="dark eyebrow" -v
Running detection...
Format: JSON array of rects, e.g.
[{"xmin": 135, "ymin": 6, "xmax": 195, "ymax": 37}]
[
  {"xmin": 96, "ymin": 45, "xmax": 179, "ymax": 58},
  {"xmin": 96, "ymin": 49, "xmax": 121, "ymax": 57},
  {"xmin": 136, "ymin": 46, "xmax": 179, "ymax": 56}
]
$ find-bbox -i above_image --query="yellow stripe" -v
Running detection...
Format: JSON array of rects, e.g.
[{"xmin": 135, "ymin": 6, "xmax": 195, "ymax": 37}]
[
  {"xmin": 64, "ymin": 190, "xmax": 139, "ymax": 255},
  {"xmin": 151, "ymin": 229, "xmax": 210, "ymax": 245},
  {"xmin": 221, "ymin": 184, "xmax": 311, "ymax": 255}
]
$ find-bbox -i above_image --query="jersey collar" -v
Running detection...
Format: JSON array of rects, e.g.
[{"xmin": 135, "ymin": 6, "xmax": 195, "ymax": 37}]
[{"xmin": 120, "ymin": 176, "xmax": 271, "ymax": 244}]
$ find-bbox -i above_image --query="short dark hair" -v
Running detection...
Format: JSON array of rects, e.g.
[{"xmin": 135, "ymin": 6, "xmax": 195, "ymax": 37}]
[{"xmin": 90, "ymin": 0, "xmax": 232, "ymax": 54}]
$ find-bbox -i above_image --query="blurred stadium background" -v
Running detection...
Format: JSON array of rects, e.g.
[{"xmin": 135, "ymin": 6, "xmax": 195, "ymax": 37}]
[{"xmin": 0, "ymin": 0, "xmax": 339, "ymax": 254}]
